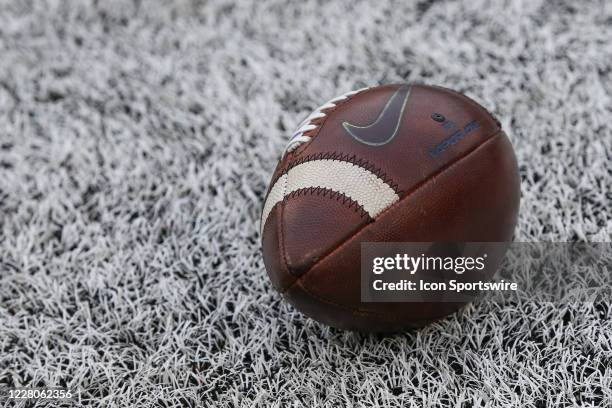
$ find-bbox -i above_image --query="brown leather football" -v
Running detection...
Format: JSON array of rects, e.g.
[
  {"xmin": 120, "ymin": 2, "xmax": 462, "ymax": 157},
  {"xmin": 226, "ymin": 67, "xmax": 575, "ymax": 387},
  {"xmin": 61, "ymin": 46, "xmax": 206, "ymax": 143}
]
[{"xmin": 261, "ymin": 84, "xmax": 520, "ymax": 332}]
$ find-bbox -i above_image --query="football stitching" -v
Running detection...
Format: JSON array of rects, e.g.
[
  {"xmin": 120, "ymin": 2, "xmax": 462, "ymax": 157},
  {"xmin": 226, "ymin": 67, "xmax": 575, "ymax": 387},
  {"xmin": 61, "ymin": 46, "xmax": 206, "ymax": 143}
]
[
  {"xmin": 284, "ymin": 187, "xmax": 371, "ymax": 219},
  {"xmin": 260, "ymin": 158, "xmax": 400, "ymax": 232},
  {"xmin": 271, "ymin": 152, "xmax": 402, "ymax": 195},
  {"xmin": 288, "ymin": 152, "xmax": 402, "ymax": 194}
]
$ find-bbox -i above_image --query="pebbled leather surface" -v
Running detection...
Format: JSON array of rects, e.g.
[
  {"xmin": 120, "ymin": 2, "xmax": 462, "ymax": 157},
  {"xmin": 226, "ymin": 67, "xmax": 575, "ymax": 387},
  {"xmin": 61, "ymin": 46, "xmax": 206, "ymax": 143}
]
[
  {"xmin": 261, "ymin": 83, "xmax": 520, "ymax": 331},
  {"xmin": 266, "ymin": 84, "xmax": 500, "ymax": 191},
  {"xmin": 281, "ymin": 190, "xmax": 371, "ymax": 277}
]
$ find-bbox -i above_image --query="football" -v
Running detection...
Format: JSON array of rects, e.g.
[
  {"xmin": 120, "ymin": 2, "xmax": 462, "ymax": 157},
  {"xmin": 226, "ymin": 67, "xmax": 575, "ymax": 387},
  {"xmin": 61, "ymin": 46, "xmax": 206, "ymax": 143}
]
[{"xmin": 261, "ymin": 84, "xmax": 520, "ymax": 331}]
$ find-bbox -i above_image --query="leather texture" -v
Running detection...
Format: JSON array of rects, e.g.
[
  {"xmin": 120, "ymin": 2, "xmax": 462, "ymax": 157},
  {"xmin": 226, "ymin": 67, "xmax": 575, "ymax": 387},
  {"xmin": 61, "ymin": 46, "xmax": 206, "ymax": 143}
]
[{"xmin": 261, "ymin": 83, "xmax": 520, "ymax": 332}]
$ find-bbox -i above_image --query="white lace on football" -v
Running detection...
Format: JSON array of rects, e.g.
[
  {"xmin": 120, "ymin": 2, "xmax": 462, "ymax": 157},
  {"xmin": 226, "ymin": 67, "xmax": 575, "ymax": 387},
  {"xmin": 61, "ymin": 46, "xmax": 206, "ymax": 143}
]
[{"xmin": 284, "ymin": 87, "xmax": 369, "ymax": 155}]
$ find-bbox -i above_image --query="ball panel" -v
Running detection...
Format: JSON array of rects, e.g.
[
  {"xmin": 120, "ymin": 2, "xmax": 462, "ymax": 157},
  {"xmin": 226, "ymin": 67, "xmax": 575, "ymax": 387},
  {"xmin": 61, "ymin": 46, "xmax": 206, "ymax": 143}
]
[
  {"xmin": 287, "ymin": 84, "xmax": 501, "ymax": 196},
  {"xmin": 280, "ymin": 189, "xmax": 371, "ymax": 278},
  {"xmin": 261, "ymin": 206, "xmax": 294, "ymax": 292}
]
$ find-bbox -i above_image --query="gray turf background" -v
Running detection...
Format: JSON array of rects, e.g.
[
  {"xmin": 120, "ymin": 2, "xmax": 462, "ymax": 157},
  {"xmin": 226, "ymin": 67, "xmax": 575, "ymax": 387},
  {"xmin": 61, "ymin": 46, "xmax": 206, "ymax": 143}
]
[{"xmin": 0, "ymin": 0, "xmax": 611, "ymax": 406}]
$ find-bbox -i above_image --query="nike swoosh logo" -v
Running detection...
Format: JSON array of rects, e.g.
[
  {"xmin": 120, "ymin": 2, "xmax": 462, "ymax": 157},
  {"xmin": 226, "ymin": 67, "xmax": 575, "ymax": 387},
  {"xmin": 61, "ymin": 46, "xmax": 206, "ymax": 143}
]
[{"xmin": 342, "ymin": 85, "xmax": 412, "ymax": 146}]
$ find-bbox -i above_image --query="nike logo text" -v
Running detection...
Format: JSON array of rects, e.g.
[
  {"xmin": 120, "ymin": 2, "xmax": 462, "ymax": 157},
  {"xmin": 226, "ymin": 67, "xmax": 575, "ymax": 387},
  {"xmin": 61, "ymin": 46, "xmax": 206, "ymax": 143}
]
[{"xmin": 342, "ymin": 85, "xmax": 412, "ymax": 146}]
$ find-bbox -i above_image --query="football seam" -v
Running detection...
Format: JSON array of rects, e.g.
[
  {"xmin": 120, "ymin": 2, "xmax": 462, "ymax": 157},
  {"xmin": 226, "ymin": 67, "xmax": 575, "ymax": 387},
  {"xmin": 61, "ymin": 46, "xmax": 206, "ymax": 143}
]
[
  {"xmin": 261, "ymin": 158, "xmax": 400, "ymax": 233},
  {"xmin": 280, "ymin": 186, "xmax": 372, "ymax": 278},
  {"xmin": 284, "ymin": 187, "xmax": 372, "ymax": 219},
  {"xmin": 280, "ymin": 129, "xmax": 505, "ymax": 301},
  {"xmin": 278, "ymin": 175, "xmax": 291, "ymax": 278},
  {"xmin": 285, "ymin": 152, "xmax": 401, "ymax": 194}
]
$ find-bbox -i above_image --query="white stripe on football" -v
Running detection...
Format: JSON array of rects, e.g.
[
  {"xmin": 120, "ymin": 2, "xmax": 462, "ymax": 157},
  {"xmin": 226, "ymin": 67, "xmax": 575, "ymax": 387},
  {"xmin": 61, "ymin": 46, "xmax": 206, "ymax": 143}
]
[{"xmin": 261, "ymin": 159, "xmax": 399, "ymax": 235}]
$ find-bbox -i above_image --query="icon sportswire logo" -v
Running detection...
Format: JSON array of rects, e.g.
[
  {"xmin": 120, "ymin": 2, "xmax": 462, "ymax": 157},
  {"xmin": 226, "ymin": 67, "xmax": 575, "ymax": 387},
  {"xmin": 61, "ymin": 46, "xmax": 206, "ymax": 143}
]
[{"xmin": 342, "ymin": 85, "xmax": 412, "ymax": 146}]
